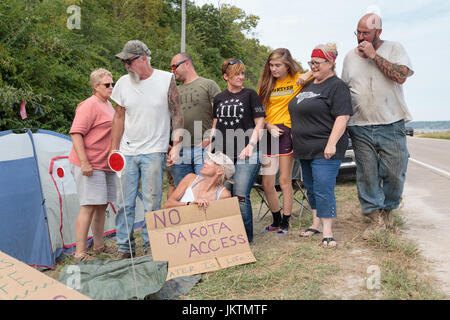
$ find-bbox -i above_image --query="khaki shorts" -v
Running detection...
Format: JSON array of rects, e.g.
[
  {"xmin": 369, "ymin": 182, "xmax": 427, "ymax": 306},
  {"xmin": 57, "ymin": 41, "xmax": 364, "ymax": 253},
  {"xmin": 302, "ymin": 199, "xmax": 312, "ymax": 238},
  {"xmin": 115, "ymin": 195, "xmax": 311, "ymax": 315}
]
[{"xmin": 70, "ymin": 164, "xmax": 117, "ymax": 206}]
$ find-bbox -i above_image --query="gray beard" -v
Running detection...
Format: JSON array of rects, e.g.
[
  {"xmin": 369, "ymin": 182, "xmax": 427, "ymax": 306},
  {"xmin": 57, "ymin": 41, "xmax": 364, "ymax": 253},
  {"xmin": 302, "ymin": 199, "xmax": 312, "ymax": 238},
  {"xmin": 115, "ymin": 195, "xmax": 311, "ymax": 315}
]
[{"xmin": 128, "ymin": 69, "xmax": 140, "ymax": 83}]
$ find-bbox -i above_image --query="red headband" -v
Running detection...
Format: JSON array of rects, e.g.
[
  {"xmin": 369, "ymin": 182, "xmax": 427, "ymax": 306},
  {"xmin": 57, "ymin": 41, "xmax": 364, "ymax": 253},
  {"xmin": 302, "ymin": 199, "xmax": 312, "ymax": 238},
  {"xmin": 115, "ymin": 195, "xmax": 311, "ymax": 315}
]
[{"xmin": 311, "ymin": 49, "xmax": 336, "ymax": 63}]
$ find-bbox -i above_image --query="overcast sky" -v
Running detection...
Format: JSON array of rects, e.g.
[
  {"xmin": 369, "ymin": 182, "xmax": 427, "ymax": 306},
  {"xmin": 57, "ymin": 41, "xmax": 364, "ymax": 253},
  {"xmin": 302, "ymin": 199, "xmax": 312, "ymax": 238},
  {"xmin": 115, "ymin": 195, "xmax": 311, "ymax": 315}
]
[{"xmin": 192, "ymin": 0, "xmax": 450, "ymax": 121}]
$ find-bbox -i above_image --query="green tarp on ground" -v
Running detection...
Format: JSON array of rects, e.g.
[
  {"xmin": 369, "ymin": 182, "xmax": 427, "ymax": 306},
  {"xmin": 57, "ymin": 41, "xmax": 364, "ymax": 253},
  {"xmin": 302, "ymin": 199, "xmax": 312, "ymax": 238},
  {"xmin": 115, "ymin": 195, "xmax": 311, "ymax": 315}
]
[{"xmin": 58, "ymin": 254, "xmax": 201, "ymax": 300}]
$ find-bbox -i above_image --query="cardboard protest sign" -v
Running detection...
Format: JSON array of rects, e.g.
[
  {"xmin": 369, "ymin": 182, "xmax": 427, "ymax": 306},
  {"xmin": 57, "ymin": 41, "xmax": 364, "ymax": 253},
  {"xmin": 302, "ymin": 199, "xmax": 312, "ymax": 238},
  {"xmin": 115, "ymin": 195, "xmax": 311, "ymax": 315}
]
[
  {"xmin": 0, "ymin": 251, "xmax": 90, "ymax": 300},
  {"xmin": 145, "ymin": 197, "xmax": 256, "ymax": 280}
]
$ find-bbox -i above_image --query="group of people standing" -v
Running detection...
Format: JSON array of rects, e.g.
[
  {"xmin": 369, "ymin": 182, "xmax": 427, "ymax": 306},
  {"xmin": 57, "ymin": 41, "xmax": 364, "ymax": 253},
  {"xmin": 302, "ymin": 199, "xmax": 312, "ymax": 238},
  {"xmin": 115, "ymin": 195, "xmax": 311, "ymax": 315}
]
[{"xmin": 68, "ymin": 13, "xmax": 413, "ymax": 262}]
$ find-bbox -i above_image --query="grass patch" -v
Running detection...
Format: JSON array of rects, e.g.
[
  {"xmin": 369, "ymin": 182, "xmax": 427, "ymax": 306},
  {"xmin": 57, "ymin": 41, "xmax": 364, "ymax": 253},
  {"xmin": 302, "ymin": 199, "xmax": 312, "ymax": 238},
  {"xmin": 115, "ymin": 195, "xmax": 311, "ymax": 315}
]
[
  {"xmin": 365, "ymin": 228, "xmax": 445, "ymax": 300},
  {"xmin": 416, "ymin": 130, "xmax": 450, "ymax": 140},
  {"xmin": 43, "ymin": 177, "xmax": 446, "ymax": 300}
]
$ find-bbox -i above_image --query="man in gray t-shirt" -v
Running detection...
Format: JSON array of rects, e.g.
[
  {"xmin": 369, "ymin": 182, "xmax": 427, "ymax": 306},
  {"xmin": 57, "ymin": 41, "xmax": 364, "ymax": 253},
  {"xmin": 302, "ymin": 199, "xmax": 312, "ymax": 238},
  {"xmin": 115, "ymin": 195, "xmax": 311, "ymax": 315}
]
[
  {"xmin": 341, "ymin": 13, "xmax": 414, "ymax": 235},
  {"xmin": 169, "ymin": 53, "xmax": 221, "ymax": 188}
]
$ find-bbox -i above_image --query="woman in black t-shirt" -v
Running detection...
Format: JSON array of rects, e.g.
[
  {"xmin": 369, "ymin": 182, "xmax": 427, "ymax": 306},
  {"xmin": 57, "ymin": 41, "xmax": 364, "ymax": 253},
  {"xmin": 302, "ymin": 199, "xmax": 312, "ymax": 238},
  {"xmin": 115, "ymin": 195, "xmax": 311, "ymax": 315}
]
[
  {"xmin": 288, "ymin": 44, "xmax": 353, "ymax": 248},
  {"xmin": 209, "ymin": 59, "xmax": 265, "ymax": 243}
]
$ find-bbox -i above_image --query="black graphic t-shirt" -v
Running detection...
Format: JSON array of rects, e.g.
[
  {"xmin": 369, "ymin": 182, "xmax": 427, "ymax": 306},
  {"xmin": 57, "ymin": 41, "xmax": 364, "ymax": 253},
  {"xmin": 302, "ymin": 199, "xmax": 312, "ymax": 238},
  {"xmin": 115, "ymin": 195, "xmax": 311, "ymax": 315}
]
[
  {"xmin": 213, "ymin": 88, "xmax": 265, "ymax": 161},
  {"xmin": 288, "ymin": 76, "xmax": 353, "ymax": 160}
]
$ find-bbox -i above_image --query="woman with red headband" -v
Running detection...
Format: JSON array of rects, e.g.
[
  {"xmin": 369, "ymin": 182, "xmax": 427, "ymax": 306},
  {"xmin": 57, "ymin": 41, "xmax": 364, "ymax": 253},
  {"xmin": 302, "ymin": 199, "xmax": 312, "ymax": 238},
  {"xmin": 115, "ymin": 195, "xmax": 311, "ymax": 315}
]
[
  {"xmin": 288, "ymin": 44, "xmax": 353, "ymax": 248},
  {"xmin": 257, "ymin": 48, "xmax": 312, "ymax": 237}
]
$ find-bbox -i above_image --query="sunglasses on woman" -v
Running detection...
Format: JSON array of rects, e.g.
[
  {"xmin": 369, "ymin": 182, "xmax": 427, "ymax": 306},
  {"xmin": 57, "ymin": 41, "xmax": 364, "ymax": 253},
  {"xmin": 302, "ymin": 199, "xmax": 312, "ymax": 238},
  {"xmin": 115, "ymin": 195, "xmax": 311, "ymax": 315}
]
[
  {"xmin": 100, "ymin": 82, "xmax": 115, "ymax": 88},
  {"xmin": 226, "ymin": 59, "xmax": 243, "ymax": 70}
]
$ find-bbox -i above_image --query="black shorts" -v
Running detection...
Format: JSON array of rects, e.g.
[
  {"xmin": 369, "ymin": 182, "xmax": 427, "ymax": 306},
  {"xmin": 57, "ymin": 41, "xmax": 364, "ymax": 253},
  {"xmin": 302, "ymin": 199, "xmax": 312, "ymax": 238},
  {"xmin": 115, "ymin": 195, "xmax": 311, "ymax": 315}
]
[{"xmin": 264, "ymin": 124, "xmax": 293, "ymax": 157}]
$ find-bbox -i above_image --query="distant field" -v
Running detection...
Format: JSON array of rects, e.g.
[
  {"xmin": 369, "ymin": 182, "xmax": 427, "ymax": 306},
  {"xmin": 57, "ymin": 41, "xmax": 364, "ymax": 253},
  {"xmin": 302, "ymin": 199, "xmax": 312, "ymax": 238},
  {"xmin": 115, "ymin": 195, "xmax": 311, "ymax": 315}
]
[{"xmin": 416, "ymin": 130, "xmax": 450, "ymax": 140}]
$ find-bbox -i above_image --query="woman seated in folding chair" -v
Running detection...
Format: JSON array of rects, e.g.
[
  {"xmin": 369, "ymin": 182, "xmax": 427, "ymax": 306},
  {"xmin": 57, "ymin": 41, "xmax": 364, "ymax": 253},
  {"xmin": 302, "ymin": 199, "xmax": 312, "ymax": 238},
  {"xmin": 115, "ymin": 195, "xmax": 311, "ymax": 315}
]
[{"xmin": 164, "ymin": 151, "xmax": 233, "ymax": 210}]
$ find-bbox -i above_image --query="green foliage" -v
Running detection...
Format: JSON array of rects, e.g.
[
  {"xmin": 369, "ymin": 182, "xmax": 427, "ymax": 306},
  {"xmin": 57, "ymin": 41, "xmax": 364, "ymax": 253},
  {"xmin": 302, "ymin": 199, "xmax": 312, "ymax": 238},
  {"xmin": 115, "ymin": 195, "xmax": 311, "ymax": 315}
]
[{"xmin": 0, "ymin": 0, "xmax": 274, "ymax": 133}]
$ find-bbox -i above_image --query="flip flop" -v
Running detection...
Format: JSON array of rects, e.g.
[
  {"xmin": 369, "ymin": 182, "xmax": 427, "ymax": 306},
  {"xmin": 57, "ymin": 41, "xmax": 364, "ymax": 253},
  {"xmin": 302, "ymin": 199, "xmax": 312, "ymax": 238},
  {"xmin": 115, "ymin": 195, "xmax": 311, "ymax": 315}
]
[
  {"xmin": 300, "ymin": 228, "xmax": 322, "ymax": 237},
  {"xmin": 322, "ymin": 237, "xmax": 338, "ymax": 249}
]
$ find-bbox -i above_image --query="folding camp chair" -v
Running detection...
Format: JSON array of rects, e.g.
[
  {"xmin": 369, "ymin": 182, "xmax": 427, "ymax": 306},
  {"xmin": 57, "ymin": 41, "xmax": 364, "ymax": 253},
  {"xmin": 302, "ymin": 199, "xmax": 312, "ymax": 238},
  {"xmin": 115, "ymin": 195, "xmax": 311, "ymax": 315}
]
[{"xmin": 253, "ymin": 159, "xmax": 311, "ymax": 222}]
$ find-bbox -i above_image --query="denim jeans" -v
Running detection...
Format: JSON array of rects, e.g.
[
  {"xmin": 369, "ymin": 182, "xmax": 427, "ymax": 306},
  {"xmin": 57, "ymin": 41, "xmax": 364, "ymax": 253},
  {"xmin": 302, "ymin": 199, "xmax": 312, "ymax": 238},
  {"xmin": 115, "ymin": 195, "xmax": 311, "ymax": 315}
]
[
  {"xmin": 170, "ymin": 146, "xmax": 206, "ymax": 186},
  {"xmin": 232, "ymin": 151, "xmax": 261, "ymax": 243},
  {"xmin": 300, "ymin": 158, "xmax": 341, "ymax": 219},
  {"xmin": 348, "ymin": 121, "xmax": 409, "ymax": 215},
  {"xmin": 115, "ymin": 153, "xmax": 166, "ymax": 253}
]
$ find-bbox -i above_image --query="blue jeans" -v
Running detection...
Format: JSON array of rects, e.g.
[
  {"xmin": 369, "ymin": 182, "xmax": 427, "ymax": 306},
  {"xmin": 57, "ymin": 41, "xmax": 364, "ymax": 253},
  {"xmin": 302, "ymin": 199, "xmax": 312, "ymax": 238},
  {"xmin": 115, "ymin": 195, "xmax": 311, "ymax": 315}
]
[
  {"xmin": 170, "ymin": 146, "xmax": 206, "ymax": 186},
  {"xmin": 348, "ymin": 121, "xmax": 409, "ymax": 215},
  {"xmin": 300, "ymin": 158, "xmax": 341, "ymax": 219},
  {"xmin": 115, "ymin": 153, "xmax": 166, "ymax": 253},
  {"xmin": 233, "ymin": 151, "xmax": 261, "ymax": 243}
]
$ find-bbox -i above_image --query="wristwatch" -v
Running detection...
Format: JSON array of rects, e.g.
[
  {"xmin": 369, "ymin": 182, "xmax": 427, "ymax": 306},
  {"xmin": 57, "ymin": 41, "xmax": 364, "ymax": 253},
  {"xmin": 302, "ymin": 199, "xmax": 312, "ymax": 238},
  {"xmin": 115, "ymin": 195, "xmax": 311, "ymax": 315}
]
[{"xmin": 248, "ymin": 141, "xmax": 256, "ymax": 148}]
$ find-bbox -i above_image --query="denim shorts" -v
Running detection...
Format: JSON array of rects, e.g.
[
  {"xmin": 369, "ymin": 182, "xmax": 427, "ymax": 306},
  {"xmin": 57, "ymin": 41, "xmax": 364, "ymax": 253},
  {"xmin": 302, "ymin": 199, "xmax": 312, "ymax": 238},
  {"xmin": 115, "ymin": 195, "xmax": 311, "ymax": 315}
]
[{"xmin": 300, "ymin": 158, "xmax": 341, "ymax": 219}]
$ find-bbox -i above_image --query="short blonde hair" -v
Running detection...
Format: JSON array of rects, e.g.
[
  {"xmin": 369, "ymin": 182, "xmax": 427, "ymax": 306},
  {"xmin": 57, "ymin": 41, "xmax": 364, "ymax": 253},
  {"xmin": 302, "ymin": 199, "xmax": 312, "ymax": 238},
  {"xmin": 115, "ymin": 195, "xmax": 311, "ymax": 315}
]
[
  {"xmin": 222, "ymin": 58, "xmax": 245, "ymax": 78},
  {"xmin": 90, "ymin": 68, "xmax": 112, "ymax": 92}
]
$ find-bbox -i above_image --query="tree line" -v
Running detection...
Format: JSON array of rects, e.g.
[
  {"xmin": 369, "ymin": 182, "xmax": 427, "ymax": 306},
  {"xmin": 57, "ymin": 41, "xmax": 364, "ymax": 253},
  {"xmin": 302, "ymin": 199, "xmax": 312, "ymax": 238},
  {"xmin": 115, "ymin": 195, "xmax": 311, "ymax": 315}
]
[{"xmin": 0, "ymin": 0, "xmax": 305, "ymax": 134}]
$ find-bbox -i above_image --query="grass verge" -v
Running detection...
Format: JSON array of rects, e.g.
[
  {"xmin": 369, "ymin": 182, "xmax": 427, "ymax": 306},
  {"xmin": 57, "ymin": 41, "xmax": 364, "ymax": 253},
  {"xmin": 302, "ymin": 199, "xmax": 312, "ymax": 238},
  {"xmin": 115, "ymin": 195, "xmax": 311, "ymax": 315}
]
[
  {"xmin": 416, "ymin": 130, "xmax": 450, "ymax": 140},
  {"xmin": 43, "ymin": 175, "xmax": 446, "ymax": 300}
]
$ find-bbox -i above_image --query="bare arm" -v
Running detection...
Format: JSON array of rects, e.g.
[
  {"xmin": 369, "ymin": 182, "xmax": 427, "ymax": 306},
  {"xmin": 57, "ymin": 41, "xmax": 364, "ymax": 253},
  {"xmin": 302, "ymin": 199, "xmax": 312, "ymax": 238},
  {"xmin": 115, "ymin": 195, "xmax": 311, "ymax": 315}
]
[
  {"xmin": 71, "ymin": 133, "xmax": 93, "ymax": 176},
  {"xmin": 110, "ymin": 105, "xmax": 125, "ymax": 152},
  {"xmin": 239, "ymin": 116, "xmax": 265, "ymax": 160},
  {"xmin": 324, "ymin": 115, "xmax": 350, "ymax": 159},
  {"xmin": 208, "ymin": 118, "xmax": 218, "ymax": 152}
]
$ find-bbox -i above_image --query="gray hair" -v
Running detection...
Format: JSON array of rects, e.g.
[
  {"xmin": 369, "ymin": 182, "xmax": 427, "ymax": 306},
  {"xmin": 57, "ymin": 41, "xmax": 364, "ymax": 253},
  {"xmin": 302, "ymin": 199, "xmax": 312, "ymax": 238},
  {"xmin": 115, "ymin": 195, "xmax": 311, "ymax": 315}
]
[{"xmin": 90, "ymin": 68, "xmax": 112, "ymax": 87}]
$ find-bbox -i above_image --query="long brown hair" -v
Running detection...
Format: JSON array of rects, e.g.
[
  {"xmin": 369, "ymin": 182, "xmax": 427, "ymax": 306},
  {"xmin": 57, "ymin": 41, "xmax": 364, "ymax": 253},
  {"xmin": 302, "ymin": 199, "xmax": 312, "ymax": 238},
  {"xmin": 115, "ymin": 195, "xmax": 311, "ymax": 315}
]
[{"xmin": 257, "ymin": 48, "xmax": 301, "ymax": 106}]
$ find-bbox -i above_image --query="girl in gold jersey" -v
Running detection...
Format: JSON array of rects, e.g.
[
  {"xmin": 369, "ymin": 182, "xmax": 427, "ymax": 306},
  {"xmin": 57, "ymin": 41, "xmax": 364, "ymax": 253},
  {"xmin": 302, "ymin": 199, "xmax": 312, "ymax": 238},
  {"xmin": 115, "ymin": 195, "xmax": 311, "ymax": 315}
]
[{"xmin": 257, "ymin": 48, "xmax": 312, "ymax": 236}]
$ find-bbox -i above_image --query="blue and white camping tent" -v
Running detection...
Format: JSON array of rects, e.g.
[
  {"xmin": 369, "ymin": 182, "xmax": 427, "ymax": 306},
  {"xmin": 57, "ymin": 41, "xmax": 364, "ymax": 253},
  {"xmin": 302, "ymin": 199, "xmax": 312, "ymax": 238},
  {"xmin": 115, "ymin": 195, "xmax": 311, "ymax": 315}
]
[{"xmin": 0, "ymin": 129, "xmax": 146, "ymax": 269}]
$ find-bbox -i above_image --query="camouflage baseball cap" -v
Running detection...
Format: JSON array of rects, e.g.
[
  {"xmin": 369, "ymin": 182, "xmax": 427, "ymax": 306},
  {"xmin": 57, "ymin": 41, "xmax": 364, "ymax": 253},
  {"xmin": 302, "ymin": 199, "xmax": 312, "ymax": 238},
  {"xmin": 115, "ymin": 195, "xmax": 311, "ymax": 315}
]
[{"xmin": 115, "ymin": 40, "xmax": 151, "ymax": 60}]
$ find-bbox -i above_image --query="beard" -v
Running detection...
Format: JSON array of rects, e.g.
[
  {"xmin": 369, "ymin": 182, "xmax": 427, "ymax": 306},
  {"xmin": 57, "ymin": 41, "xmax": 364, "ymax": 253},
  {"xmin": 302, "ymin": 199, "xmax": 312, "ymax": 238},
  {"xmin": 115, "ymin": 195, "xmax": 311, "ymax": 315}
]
[
  {"xmin": 358, "ymin": 34, "xmax": 380, "ymax": 47},
  {"xmin": 128, "ymin": 68, "xmax": 140, "ymax": 83}
]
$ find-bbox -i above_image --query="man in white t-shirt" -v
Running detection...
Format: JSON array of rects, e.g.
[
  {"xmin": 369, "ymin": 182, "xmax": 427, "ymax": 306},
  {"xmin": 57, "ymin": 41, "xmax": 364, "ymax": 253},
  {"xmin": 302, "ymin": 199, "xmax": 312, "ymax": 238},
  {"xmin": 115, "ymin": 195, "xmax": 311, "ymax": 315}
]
[
  {"xmin": 341, "ymin": 13, "xmax": 414, "ymax": 235},
  {"xmin": 110, "ymin": 40, "xmax": 184, "ymax": 259}
]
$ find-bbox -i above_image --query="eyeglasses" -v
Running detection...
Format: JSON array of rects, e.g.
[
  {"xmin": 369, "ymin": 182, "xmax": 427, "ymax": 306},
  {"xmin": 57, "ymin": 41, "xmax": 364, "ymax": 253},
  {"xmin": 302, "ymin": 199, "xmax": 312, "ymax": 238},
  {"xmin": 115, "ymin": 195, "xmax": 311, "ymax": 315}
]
[
  {"xmin": 100, "ymin": 82, "xmax": 115, "ymax": 88},
  {"xmin": 171, "ymin": 59, "xmax": 188, "ymax": 71},
  {"xmin": 308, "ymin": 60, "xmax": 328, "ymax": 67},
  {"xmin": 354, "ymin": 30, "xmax": 374, "ymax": 37},
  {"xmin": 121, "ymin": 56, "xmax": 140, "ymax": 65},
  {"xmin": 226, "ymin": 59, "xmax": 243, "ymax": 70}
]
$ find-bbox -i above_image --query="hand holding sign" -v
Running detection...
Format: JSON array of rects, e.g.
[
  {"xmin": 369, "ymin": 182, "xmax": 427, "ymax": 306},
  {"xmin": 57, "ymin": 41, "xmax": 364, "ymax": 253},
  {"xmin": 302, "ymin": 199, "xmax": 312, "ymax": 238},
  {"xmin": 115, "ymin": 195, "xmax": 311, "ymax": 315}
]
[{"xmin": 108, "ymin": 151, "xmax": 139, "ymax": 297}]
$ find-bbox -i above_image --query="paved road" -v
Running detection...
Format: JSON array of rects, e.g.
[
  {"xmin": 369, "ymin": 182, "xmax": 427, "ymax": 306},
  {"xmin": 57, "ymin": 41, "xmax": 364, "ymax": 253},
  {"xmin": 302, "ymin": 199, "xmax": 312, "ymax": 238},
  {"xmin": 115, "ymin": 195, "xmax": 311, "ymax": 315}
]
[{"xmin": 401, "ymin": 137, "xmax": 450, "ymax": 296}]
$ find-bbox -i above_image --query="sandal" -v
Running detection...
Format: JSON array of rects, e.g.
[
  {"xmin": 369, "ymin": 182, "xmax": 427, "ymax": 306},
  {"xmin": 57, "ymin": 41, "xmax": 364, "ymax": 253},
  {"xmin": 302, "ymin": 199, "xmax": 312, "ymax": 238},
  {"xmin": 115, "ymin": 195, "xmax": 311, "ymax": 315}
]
[
  {"xmin": 73, "ymin": 252, "xmax": 96, "ymax": 263},
  {"xmin": 300, "ymin": 228, "xmax": 322, "ymax": 237},
  {"xmin": 93, "ymin": 245, "xmax": 117, "ymax": 255},
  {"xmin": 322, "ymin": 237, "xmax": 338, "ymax": 248}
]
